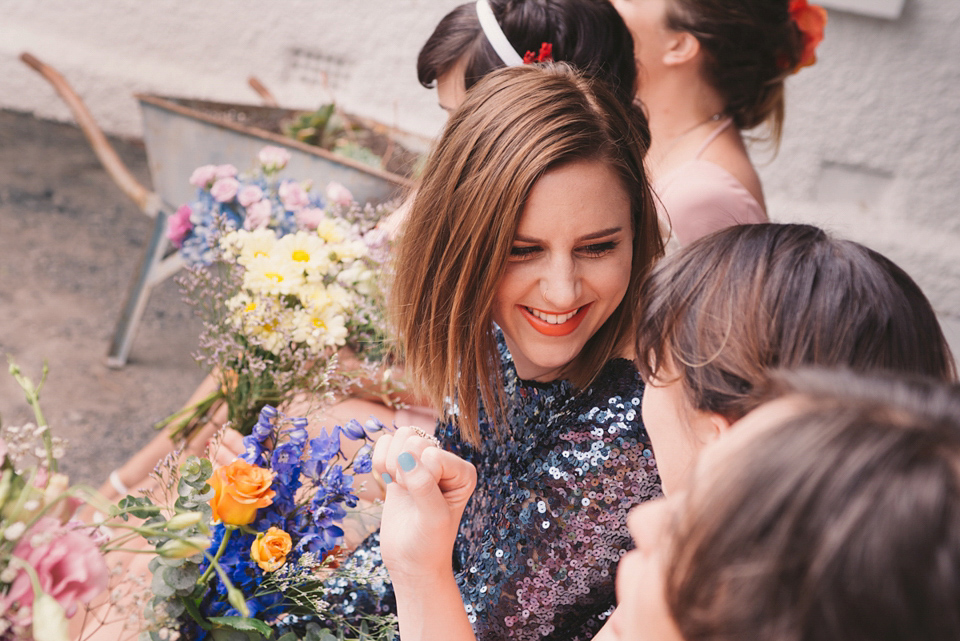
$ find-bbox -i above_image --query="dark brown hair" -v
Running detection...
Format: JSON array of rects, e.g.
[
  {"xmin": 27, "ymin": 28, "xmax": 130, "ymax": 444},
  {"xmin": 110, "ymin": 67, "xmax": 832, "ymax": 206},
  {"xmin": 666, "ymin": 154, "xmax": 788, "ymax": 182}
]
[
  {"xmin": 635, "ymin": 223, "xmax": 957, "ymax": 422},
  {"xmin": 665, "ymin": 0, "xmax": 807, "ymax": 141},
  {"xmin": 667, "ymin": 369, "xmax": 960, "ymax": 641},
  {"xmin": 391, "ymin": 63, "xmax": 662, "ymax": 445},
  {"xmin": 417, "ymin": 0, "xmax": 638, "ymax": 106}
]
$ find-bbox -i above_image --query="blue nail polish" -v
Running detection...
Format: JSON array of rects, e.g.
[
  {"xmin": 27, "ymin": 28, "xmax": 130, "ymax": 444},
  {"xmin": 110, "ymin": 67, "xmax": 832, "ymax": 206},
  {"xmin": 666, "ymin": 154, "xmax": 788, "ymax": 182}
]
[
  {"xmin": 381, "ymin": 472, "xmax": 393, "ymax": 484},
  {"xmin": 398, "ymin": 451, "xmax": 416, "ymax": 472}
]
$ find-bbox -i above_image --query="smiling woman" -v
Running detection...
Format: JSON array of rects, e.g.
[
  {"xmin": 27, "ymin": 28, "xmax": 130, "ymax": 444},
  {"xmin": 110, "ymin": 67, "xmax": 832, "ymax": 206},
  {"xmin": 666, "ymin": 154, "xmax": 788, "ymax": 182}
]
[{"xmin": 328, "ymin": 63, "xmax": 664, "ymax": 640}]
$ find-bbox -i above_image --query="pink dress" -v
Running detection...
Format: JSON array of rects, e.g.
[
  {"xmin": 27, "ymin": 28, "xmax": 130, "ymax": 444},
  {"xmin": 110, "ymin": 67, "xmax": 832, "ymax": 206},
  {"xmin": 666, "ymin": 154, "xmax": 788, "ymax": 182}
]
[{"xmin": 654, "ymin": 118, "xmax": 767, "ymax": 248}]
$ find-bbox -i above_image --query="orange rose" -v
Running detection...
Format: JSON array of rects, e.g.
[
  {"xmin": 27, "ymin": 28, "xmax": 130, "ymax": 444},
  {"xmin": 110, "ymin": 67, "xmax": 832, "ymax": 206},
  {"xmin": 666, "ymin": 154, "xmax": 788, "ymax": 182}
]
[
  {"xmin": 250, "ymin": 527, "xmax": 293, "ymax": 572},
  {"xmin": 789, "ymin": 0, "xmax": 828, "ymax": 71},
  {"xmin": 209, "ymin": 459, "xmax": 276, "ymax": 526}
]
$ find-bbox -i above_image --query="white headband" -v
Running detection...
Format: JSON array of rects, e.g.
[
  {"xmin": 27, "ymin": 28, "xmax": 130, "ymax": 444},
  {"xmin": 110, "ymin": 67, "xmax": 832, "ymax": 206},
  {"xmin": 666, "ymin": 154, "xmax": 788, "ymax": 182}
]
[{"xmin": 476, "ymin": 0, "xmax": 525, "ymax": 67}]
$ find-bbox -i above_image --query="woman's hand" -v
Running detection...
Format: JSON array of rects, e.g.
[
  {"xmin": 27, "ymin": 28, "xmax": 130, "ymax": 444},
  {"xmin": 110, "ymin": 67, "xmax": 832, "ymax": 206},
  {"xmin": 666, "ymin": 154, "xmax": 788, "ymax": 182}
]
[
  {"xmin": 373, "ymin": 426, "xmax": 478, "ymax": 641},
  {"xmin": 373, "ymin": 426, "xmax": 477, "ymax": 580}
]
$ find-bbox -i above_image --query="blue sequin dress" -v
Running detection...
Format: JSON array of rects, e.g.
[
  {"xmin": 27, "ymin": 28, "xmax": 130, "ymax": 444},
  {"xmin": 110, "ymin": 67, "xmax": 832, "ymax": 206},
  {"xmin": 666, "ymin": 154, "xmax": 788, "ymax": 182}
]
[{"xmin": 326, "ymin": 334, "xmax": 661, "ymax": 640}]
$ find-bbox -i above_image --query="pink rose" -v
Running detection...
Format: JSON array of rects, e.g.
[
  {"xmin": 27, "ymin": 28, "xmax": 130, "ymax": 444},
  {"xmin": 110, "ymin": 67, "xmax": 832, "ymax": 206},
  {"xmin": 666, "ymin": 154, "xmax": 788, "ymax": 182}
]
[
  {"xmin": 211, "ymin": 177, "xmax": 240, "ymax": 203},
  {"xmin": 0, "ymin": 518, "xmax": 109, "ymax": 624},
  {"xmin": 168, "ymin": 204, "xmax": 194, "ymax": 248},
  {"xmin": 325, "ymin": 182, "xmax": 354, "ymax": 207},
  {"xmin": 237, "ymin": 185, "xmax": 264, "ymax": 207},
  {"xmin": 189, "ymin": 165, "xmax": 218, "ymax": 188},
  {"xmin": 295, "ymin": 207, "xmax": 327, "ymax": 230},
  {"xmin": 215, "ymin": 164, "xmax": 238, "ymax": 179},
  {"xmin": 259, "ymin": 146, "xmax": 291, "ymax": 172},
  {"xmin": 244, "ymin": 199, "xmax": 273, "ymax": 230},
  {"xmin": 279, "ymin": 180, "xmax": 310, "ymax": 210}
]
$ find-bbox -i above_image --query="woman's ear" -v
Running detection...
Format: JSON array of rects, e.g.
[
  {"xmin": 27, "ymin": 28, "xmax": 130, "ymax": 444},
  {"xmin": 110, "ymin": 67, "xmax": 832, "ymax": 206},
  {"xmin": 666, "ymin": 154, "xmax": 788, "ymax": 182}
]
[
  {"xmin": 663, "ymin": 31, "xmax": 701, "ymax": 67},
  {"xmin": 704, "ymin": 412, "xmax": 733, "ymax": 442}
]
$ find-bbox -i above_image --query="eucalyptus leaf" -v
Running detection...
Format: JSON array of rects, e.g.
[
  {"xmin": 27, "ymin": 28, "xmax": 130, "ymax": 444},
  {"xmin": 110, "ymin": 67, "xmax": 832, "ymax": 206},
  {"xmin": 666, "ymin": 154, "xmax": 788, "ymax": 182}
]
[
  {"xmin": 209, "ymin": 616, "xmax": 273, "ymax": 636},
  {"xmin": 151, "ymin": 568, "xmax": 176, "ymax": 599},
  {"xmin": 163, "ymin": 563, "xmax": 201, "ymax": 591}
]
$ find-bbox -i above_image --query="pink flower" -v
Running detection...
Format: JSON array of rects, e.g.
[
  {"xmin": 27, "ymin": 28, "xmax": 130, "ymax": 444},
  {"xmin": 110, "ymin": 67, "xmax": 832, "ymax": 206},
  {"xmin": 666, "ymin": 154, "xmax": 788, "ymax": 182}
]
[
  {"xmin": 295, "ymin": 207, "xmax": 327, "ymax": 230},
  {"xmin": 279, "ymin": 180, "xmax": 310, "ymax": 210},
  {"xmin": 237, "ymin": 185, "xmax": 264, "ymax": 207},
  {"xmin": 215, "ymin": 164, "xmax": 238, "ymax": 179},
  {"xmin": 0, "ymin": 518, "xmax": 109, "ymax": 624},
  {"xmin": 325, "ymin": 182, "xmax": 354, "ymax": 207},
  {"xmin": 189, "ymin": 165, "xmax": 218, "ymax": 188},
  {"xmin": 168, "ymin": 204, "xmax": 194, "ymax": 248},
  {"xmin": 259, "ymin": 146, "xmax": 291, "ymax": 172},
  {"xmin": 211, "ymin": 177, "xmax": 240, "ymax": 203},
  {"xmin": 244, "ymin": 199, "xmax": 273, "ymax": 230}
]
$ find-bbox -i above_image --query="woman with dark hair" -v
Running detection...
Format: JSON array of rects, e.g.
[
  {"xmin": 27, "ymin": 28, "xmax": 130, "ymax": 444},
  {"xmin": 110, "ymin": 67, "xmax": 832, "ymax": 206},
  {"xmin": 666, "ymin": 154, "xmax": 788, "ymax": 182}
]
[
  {"xmin": 611, "ymin": 0, "xmax": 827, "ymax": 247},
  {"xmin": 417, "ymin": 0, "xmax": 639, "ymax": 111},
  {"xmin": 327, "ymin": 62, "xmax": 664, "ymax": 640},
  {"xmin": 636, "ymin": 223, "xmax": 956, "ymax": 493},
  {"xmin": 613, "ymin": 369, "xmax": 960, "ymax": 641}
]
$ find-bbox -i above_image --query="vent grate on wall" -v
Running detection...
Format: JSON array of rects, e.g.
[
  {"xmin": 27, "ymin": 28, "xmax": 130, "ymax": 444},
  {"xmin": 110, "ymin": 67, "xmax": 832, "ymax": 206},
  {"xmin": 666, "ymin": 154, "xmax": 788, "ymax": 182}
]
[{"xmin": 284, "ymin": 47, "xmax": 352, "ymax": 90}]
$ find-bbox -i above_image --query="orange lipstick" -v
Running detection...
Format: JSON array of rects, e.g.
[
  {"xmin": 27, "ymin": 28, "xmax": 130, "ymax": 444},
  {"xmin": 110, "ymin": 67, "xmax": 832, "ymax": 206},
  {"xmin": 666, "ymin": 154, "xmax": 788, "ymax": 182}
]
[{"xmin": 519, "ymin": 304, "xmax": 591, "ymax": 337}]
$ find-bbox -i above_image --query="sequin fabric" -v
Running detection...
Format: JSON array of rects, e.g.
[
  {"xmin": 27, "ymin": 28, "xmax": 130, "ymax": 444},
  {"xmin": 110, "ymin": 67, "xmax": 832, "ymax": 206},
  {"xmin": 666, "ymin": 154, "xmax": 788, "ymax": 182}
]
[{"xmin": 326, "ymin": 334, "xmax": 661, "ymax": 640}]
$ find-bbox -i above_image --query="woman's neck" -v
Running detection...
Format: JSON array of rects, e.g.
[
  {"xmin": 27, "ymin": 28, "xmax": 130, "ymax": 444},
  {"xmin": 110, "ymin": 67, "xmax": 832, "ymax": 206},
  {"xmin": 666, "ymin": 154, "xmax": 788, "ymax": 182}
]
[{"xmin": 640, "ymin": 72, "xmax": 728, "ymax": 175}]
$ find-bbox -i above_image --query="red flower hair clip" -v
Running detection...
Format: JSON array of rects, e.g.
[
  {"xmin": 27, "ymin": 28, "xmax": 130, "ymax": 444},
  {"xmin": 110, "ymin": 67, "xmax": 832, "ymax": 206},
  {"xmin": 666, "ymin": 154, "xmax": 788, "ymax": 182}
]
[
  {"xmin": 788, "ymin": 0, "xmax": 828, "ymax": 72},
  {"xmin": 523, "ymin": 42, "xmax": 553, "ymax": 65}
]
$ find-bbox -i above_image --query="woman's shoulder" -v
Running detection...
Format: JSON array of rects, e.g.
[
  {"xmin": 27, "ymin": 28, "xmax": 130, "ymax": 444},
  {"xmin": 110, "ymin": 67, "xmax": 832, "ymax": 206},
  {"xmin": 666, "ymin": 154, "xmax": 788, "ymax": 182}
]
[{"xmin": 655, "ymin": 158, "xmax": 768, "ymax": 246}]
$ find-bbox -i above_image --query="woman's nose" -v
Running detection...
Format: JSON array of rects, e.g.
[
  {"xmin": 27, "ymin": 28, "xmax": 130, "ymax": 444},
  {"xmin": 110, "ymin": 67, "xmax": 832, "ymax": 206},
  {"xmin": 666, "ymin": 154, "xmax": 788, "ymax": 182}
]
[{"xmin": 540, "ymin": 258, "xmax": 580, "ymax": 309}]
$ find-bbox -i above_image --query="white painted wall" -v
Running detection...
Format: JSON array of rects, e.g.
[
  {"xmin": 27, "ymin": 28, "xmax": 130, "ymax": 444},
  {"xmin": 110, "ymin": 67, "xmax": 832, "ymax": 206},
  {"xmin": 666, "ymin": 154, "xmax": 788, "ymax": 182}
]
[{"xmin": 2, "ymin": 0, "xmax": 958, "ymax": 348}]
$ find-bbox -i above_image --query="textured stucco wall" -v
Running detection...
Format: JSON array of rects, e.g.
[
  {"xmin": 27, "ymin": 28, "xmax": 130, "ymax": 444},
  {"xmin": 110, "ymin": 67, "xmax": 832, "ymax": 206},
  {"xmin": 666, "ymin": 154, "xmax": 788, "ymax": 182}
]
[{"xmin": 1, "ymin": 0, "xmax": 957, "ymax": 346}]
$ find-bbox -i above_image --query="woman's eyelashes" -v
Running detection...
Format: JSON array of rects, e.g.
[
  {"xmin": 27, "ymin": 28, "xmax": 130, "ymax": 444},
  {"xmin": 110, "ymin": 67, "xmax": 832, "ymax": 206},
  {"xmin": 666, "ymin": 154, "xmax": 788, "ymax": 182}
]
[{"xmin": 508, "ymin": 240, "xmax": 620, "ymax": 260}]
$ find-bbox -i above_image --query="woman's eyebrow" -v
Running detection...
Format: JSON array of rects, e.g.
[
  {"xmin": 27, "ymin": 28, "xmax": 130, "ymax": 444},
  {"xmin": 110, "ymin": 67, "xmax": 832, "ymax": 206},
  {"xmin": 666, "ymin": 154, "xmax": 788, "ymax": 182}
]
[{"xmin": 514, "ymin": 227, "xmax": 624, "ymax": 244}]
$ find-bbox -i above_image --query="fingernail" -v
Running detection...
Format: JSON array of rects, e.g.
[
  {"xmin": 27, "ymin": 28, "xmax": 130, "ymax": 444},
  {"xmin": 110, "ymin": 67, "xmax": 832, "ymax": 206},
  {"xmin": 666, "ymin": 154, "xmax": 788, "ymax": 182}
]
[
  {"xmin": 398, "ymin": 451, "xmax": 416, "ymax": 472},
  {"xmin": 381, "ymin": 472, "xmax": 393, "ymax": 484}
]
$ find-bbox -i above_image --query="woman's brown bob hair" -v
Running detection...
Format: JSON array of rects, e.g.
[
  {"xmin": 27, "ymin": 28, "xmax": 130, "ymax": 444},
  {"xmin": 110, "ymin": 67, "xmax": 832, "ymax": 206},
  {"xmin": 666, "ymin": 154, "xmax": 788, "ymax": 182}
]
[
  {"xmin": 391, "ymin": 64, "xmax": 662, "ymax": 445},
  {"xmin": 636, "ymin": 223, "xmax": 957, "ymax": 423},
  {"xmin": 667, "ymin": 369, "xmax": 960, "ymax": 640}
]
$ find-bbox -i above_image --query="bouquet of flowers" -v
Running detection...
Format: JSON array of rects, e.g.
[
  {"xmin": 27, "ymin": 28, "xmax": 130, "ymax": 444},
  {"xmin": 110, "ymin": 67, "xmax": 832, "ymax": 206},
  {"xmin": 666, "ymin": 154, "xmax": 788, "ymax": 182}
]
[
  {"xmin": 137, "ymin": 405, "xmax": 395, "ymax": 641},
  {"xmin": 0, "ymin": 361, "xmax": 110, "ymax": 641},
  {"xmin": 162, "ymin": 147, "xmax": 399, "ymax": 439}
]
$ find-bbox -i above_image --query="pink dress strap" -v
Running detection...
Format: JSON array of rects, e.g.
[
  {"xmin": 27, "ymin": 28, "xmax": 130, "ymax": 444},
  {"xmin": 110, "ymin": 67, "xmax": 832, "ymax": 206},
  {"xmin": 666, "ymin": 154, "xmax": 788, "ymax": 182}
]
[{"xmin": 694, "ymin": 117, "xmax": 734, "ymax": 158}]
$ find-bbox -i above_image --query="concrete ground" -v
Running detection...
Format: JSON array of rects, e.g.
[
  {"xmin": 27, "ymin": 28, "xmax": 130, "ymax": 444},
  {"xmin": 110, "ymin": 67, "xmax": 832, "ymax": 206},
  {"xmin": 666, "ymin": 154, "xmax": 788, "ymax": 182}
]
[{"xmin": 0, "ymin": 108, "xmax": 206, "ymax": 487}]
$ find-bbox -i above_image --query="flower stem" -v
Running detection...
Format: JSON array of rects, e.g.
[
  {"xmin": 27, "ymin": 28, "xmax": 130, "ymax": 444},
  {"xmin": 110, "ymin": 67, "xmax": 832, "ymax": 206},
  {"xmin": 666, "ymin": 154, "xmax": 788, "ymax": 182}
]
[
  {"xmin": 198, "ymin": 526, "xmax": 233, "ymax": 585},
  {"xmin": 7, "ymin": 358, "xmax": 56, "ymax": 472}
]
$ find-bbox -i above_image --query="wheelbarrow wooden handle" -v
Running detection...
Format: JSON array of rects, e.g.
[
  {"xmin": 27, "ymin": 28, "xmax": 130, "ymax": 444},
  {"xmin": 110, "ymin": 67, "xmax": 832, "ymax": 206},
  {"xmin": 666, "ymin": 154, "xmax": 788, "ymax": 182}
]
[
  {"xmin": 20, "ymin": 52, "xmax": 155, "ymax": 214},
  {"xmin": 248, "ymin": 76, "xmax": 279, "ymax": 107}
]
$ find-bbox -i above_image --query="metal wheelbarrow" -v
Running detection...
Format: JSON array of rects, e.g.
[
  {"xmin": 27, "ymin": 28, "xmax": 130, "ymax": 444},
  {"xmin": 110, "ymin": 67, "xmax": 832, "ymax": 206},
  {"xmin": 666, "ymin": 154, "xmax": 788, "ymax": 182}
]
[{"xmin": 20, "ymin": 52, "xmax": 420, "ymax": 367}]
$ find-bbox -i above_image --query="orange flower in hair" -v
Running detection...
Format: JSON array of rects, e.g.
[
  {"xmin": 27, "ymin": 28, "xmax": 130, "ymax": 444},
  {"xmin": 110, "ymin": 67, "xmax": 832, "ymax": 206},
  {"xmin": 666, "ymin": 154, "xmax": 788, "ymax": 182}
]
[{"xmin": 789, "ymin": 0, "xmax": 828, "ymax": 72}]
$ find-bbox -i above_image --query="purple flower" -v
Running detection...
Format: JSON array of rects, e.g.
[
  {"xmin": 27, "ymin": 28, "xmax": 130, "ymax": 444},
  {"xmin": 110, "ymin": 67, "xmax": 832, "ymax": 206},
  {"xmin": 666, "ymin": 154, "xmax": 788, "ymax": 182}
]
[
  {"xmin": 341, "ymin": 419, "xmax": 367, "ymax": 441},
  {"xmin": 353, "ymin": 446, "xmax": 373, "ymax": 475},
  {"xmin": 282, "ymin": 423, "xmax": 309, "ymax": 447}
]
